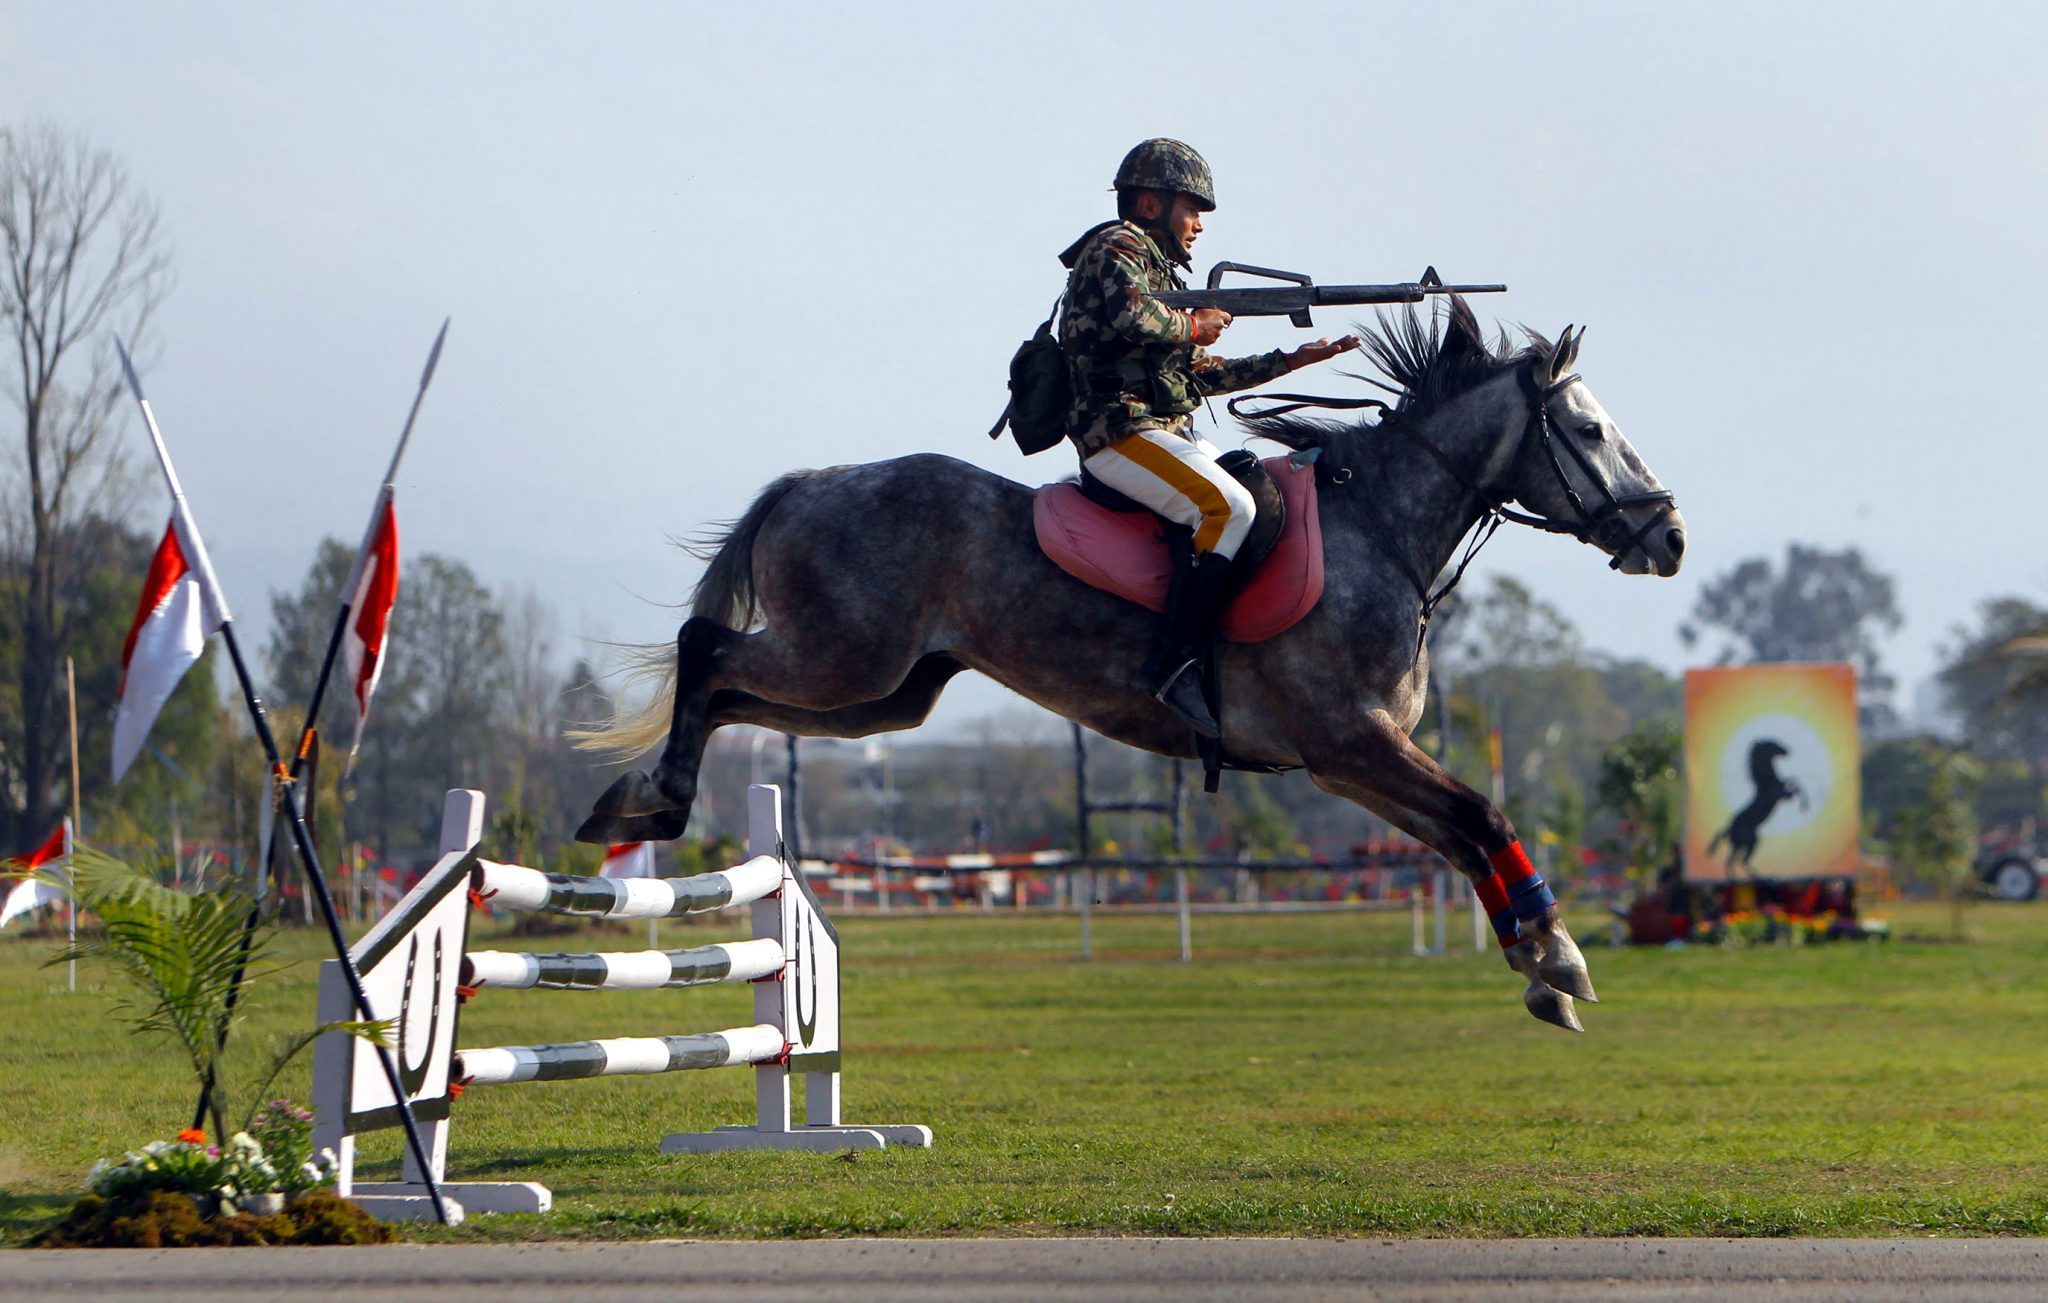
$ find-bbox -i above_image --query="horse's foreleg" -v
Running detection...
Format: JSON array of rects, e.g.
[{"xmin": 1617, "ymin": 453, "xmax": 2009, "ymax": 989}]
[
  {"xmin": 1309, "ymin": 710, "xmax": 1596, "ymax": 1030},
  {"xmin": 1311, "ymin": 770, "xmax": 1583, "ymax": 1033}
]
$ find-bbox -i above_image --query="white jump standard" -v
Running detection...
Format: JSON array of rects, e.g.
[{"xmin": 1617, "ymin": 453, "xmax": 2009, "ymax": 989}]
[{"xmin": 312, "ymin": 783, "xmax": 928, "ymax": 1223}]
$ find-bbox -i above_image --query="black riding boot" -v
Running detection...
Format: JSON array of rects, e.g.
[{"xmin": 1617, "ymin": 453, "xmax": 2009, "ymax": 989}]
[{"xmin": 1142, "ymin": 548, "xmax": 1234, "ymax": 739}]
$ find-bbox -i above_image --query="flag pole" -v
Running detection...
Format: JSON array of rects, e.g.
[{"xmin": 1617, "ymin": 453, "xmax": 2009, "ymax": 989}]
[
  {"xmin": 66, "ymin": 657, "xmax": 80, "ymax": 993},
  {"xmin": 320, "ymin": 316, "xmax": 446, "ymax": 771},
  {"xmin": 197, "ymin": 320, "xmax": 447, "ymax": 1130},
  {"xmin": 116, "ymin": 341, "xmax": 453, "ymax": 1225}
]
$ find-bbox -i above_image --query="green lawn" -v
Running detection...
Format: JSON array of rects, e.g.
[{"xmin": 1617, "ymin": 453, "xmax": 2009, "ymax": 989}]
[{"xmin": 3, "ymin": 900, "xmax": 2045, "ymax": 1241}]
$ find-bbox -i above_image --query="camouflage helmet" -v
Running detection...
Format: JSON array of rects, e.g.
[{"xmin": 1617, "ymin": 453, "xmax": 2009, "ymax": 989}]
[{"xmin": 1113, "ymin": 138, "xmax": 1215, "ymax": 211}]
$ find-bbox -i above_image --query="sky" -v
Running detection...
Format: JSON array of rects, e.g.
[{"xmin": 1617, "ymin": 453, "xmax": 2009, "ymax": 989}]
[{"xmin": 3, "ymin": 2, "xmax": 2044, "ymax": 736}]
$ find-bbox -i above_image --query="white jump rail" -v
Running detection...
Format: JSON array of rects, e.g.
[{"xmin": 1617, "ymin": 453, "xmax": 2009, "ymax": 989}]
[{"xmin": 312, "ymin": 783, "xmax": 929, "ymax": 1223}]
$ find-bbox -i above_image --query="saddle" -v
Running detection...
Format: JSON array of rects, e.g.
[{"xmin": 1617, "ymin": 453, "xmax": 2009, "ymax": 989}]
[
  {"xmin": 1033, "ymin": 451, "xmax": 1326, "ymax": 793},
  {"xmin": 1031, "ymin": 452, "xmax": 1325, "ymax": 643}
]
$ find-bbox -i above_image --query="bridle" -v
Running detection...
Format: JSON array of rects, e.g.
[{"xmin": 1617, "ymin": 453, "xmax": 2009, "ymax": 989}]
[
  {"xmin": 1474, "ymin": 366, "xmax": 1679, "ymax": 569},
  {"xmin": 1495, "ymin": 363, "xmax": 1678, "ymax": 569},
  {"xmin": 1230, "ymin": 358, "xmax": 1679, "ymax": 647}
]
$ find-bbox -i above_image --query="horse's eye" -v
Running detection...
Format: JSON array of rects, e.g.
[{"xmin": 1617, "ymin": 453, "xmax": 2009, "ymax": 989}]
[{"xmin": 1579, "ymin": 423, "xmax": 1604, "ymax": 442}]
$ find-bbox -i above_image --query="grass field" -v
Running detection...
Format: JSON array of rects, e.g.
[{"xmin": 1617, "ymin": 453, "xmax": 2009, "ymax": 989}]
[{"xmin": 3, "ymin": 899, "xmax": 2045, "ymax": 1242}]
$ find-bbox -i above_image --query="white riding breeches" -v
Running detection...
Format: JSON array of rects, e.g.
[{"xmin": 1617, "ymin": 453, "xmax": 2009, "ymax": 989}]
[{"xmin": 1082, "ymin": 427, "xmax": 1256, "ymax": 560}]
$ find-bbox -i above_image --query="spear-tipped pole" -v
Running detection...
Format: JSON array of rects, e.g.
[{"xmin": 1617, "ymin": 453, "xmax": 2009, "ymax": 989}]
[
  {"xmin": 116, "ymin": 340, "xmax": 452, "ymax": 1226},
  {"xmin": 66, "ymin": 658, "xmax": 79, "ymax": 993},
  {"xmin": 195, "ymin": 319, "xmax": 449, "ymax": 1132},
  {"xmin": 325, "ymin": 316, "xmax": 446, "ymax": 761}
]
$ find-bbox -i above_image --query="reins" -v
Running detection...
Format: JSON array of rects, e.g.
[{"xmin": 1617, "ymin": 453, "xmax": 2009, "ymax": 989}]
[{"xmin": 1228, "ymin": 359, "xmax": 1678, "ymax": 653}]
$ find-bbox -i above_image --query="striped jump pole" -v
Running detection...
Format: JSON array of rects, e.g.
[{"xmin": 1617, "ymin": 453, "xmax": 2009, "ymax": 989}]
[
  {"xmin": 472, "ymin": 854, "xmax": 782, "ymax": 919},
  {"xmin": 313, "ymin": 783, "xmax": 929, "ymax": 1223},
  {"xmin": 462, "ymin": 939, "xmax": 786, "ymax": 991},
  {"xmin": 455, "ymin": 1026, "xmax": 784, "ymax": 1085}
]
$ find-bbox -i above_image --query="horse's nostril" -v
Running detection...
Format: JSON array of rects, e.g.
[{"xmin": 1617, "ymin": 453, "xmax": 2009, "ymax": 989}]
[{"xmin": 1666, "ymin": 528, "xmax": 1685, "ymax": 558}]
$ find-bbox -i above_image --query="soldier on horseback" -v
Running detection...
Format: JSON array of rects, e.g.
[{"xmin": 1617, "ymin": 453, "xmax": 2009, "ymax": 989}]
[
  {"xmin": 576, "ymin": 140, "xmax": 1688, "ymax": 1029},
  {"xmin": 1061, "ymin": 138, "xmax": 1360, "ymax": 737}
]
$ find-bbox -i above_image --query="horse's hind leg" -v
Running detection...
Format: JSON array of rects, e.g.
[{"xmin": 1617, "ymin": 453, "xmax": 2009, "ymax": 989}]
[
  {"xmin": 579, "ymin": 617, "xmax": 736, "ymax": 843},
  {"xmin": 707, "ymin": 653, "xmax": 966, "ymax": 736},
  {"xmin": 579, "ymin": 623, "xmax": 950, "ymax": 844}
]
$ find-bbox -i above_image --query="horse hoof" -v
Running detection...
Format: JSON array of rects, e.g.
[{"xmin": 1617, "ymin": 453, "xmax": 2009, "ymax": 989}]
[
  {"xmin": 614, "ymin": 810, "xmax": 692, "ymax": 841},
  {"xmin": 574, "ymin": 811, "xmax": 622, "ymax": 845},
  {"xmin": 1537, "ymin": 939, "xmax": 1599, "ymax": 1003},
  {"xmin": 1523, "ymin": 981, "xmax": 1583, "ymax": 1033},
  {"xmin": 588, "ymin": 770, "xmax": 666, "ymax": 818},
  {"xmin": 1539, "ymin": 962, "xmax": 1600, "ymax": 1003},
  {"xmin": 1533, "ymin": 921, "xmax": 1599, "ymax": 1003},
  {"xmin": 574, "ymin": 807, "xmax": 692, "ymax": 845}
]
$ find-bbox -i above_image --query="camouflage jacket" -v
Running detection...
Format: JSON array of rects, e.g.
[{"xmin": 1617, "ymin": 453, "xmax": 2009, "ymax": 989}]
[{"xmin": 1057, "ymin": 220, "xmax": 1291, "ymax": 456}]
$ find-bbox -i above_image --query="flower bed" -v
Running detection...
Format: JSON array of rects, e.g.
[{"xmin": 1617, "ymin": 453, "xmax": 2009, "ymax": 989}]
[
  {"xmin": 1692, "ymin": 906, "xmax": 1889, "ymax": 946},
  {"xmin": 29, "ymin": 1102, "xmax": 391, "ymax": 1248},
  {"xmin": 29, "ymin": 1189, "xmax": 391, "ymax": 1248}
]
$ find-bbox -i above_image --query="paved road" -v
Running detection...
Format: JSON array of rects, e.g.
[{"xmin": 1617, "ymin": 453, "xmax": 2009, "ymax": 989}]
[{"xmin": 6, "ymin": 1237, "xmax": 2046, "ymax": 1300}]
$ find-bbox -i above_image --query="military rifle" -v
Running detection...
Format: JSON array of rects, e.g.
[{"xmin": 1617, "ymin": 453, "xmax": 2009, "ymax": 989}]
[{"xmin": 1154, "ymin": 264, "xmax": 1505, "ymax": 328}]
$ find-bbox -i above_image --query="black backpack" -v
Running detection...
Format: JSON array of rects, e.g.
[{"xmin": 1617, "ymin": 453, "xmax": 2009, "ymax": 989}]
[{"xmin": 987, "ymin": 295, "xmax": 1070, "ymax": 456}]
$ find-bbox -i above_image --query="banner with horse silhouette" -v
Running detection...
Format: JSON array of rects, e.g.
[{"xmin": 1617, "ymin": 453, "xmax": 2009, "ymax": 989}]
[{"xmin": 1683, "ymin": 664, "xmax": 1860, "ymax": 882}]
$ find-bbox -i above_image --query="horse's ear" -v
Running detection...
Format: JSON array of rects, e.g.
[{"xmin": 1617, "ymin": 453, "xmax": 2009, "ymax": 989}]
[{"xmin": 1552, "ymin": 325, "xmax": 1582, "ymax": 379}]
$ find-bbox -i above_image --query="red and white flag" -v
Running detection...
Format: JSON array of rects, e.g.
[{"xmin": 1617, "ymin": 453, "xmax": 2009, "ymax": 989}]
[
  {"xmin": 113, "ymin": 520, "xmax": 223, "ymax": 782},
  {"xmin": 0, "ymin": 819, "xmax": 70, "ymax": 929},
  {"xmin": 341, "ymin": 495, "xmax": 399, "ymax": 760},
  {"xmin": 601, "ymin": 842, "xmax": 656, "ymax": 879}
]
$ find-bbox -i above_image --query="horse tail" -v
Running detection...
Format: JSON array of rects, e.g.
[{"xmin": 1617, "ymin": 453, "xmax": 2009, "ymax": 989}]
[
  {"xmin": 565, "ymin": 643, "xmax": 678, "ymax": 760},
  {"xmin": 567, "ymin": 472, "xmax": 812, "ymax": 762},
  {"xmin": 689, "ymin": 470, "xmax": 814, "ymax": 629}
]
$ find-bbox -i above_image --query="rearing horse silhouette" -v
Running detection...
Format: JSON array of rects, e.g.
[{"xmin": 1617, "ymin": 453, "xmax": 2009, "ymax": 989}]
[
  {"xmin": 574, "ymin": 299, "xmax": 1687, "ymax": 1032},
  {"xmin": 1708, "ymin": 739, "xmax": 1808, "ymax": 877}
]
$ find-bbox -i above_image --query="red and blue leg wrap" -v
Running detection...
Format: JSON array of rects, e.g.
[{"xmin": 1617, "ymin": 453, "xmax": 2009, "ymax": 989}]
[
  {"xmin": 1475, "ymin": 873, "xmax": 1522, "ymax": 948},
  {"xmin": 1488, "ymin": 841, "xmax": 1555, "ymax": 923}
]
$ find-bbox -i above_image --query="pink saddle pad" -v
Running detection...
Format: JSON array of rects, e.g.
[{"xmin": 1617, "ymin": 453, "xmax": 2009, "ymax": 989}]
[{"xmin": 1032, "ymin": 454, "xmax": 1324, "ymax": 644}]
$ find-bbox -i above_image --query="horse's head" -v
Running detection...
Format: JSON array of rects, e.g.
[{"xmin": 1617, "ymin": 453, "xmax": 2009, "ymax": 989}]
[
  {"xmin": 1503, "ymin": 327, "xmax": 1687, "ymax": 577},
  {"xmin": 1237, "ymin": 300, "xmax": 1687, "ymax": 580}
]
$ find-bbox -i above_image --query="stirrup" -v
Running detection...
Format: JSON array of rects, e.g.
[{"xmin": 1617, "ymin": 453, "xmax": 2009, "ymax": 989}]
[{"xmin": 1153, "ymin": 658, "xmax": 1219, "ymax": 739}]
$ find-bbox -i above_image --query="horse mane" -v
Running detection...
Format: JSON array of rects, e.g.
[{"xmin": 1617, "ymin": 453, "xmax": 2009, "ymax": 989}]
[{"xmin": 1240, "ymin": 296, "xmax": 1557, "ymax": 455}]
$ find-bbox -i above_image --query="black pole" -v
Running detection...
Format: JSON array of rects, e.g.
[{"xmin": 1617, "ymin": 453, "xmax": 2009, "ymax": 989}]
[
  {"xmin": 193, "ymin": 606, "xmax": 352, "ymax": 1131},
  {"xmin": 1071, "ymin": 722, "xmax": 1089, "ymax": 859},
  {"xmin": 216, "ymin": 620, "xmax": 451, "ymax": 1224},
  {"xmin": 783, "ymin": 733, "xmax": 802, "ymax": 862},
  {"xmin": 1170, "ymin": 757, "xmax": 1186, "ymax": 856}
]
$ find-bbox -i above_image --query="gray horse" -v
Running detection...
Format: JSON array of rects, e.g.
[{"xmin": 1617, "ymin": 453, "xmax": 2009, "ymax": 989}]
[{"xmin": 575, "ymin": 298, "xmax": 1686, "ymax": 1032}]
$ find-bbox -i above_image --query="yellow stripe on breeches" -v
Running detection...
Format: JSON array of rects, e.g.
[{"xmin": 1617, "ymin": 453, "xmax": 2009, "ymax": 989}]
[{"xmin": 1081, "ymin": 428, "xmax": 1256, "ymax": 559}]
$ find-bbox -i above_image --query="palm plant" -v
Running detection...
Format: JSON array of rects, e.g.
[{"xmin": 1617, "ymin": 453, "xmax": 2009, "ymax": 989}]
[{"xmin": 46, "ymin": 848, "xmax": 385, "ymax": 1143}]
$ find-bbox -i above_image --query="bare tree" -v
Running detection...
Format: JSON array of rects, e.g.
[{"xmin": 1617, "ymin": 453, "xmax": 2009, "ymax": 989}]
[{"xmin": 1, "ymin": 124, "xmax": 171, "ymax": 844}]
